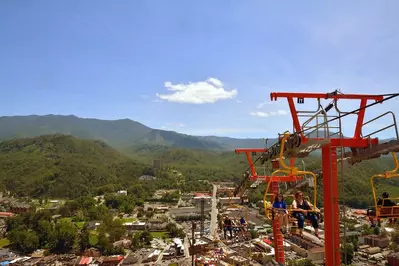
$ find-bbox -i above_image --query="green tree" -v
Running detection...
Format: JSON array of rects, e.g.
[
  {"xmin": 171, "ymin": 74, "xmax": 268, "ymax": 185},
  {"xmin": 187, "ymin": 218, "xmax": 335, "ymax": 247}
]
[
  {"xmin": 139, "ymin": 231, "xmax": 153, "ymax": 245},
  {"xmin": 341, "ymin": 243, "xmax": 354, "ymax": 265},
  {"xmin": 108, "ymin": 218, "xmax": 125, "ymax": 243},
  {"xmin": 52, "ymin": 219, "xmax": 77, "ymax": 252},
  {"xmin": 36, "ymin": 219, "xmax": 55, "ymax": 248},
  {"xmin": 166, "ymin": 222, "xmax": 186, "ymax": 238},
  {"xmin": 9, "ymin": 229, "xmax": 40, "ymax": 253},
  {"xmin": 79, "ymin": 224, "xmax": 90, "ymax": 252}
]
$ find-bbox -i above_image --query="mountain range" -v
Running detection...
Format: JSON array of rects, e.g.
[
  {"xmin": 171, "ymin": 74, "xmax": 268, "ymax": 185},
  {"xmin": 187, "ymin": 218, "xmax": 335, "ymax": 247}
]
[
  {"xmin": 0, "ymin": 115, "xmax": 270, "ymax": 151},
  {"xmin": 0, "ymin": 114, "xmax": 398, "ymax": 208}
]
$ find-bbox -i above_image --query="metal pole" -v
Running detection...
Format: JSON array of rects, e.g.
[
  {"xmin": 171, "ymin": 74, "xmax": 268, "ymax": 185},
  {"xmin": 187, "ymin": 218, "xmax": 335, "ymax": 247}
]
[
  {"xmin": 191, "ymin": 221, "xmax": 196, "ymax": 266},
  {"xmin": 200, "ymin": 198, "xmax": 205, "ymax": 237}
]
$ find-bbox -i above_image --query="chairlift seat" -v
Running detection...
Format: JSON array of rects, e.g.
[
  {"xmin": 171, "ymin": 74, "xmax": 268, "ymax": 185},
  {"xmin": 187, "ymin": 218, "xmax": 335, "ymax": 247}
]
[{"xmin": 377, "ymin": 206, "xmax": 399, "ymax": 218}]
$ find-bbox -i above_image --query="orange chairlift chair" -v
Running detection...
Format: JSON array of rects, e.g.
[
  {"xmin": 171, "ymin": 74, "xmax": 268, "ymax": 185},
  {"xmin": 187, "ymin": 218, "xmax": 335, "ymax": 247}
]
[
  {"xmin": 367, "ymin": 152, "xmax": 399, "ymax": 225},
  {"xmin": 263, "ymin": 132, "xmax": 320, "ymax": 233}
]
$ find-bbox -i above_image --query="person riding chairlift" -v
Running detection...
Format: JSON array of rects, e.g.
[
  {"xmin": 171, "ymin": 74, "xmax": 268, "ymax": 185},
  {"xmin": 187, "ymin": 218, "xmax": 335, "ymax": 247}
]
[
  {"xmin": 369, "ymin": 192, "xmax": 397, "ymax": 227},
  {"xmin": 291, "ymin": 191, "xmax": 320, "ymax": 238},
  {"xmin": 272, "ymin": 193, "xmax": 289, "ymax": 234}
]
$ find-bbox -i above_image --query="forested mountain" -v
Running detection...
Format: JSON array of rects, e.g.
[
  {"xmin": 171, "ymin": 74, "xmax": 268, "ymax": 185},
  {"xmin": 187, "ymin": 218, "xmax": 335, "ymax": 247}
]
[
  {"xmin": 0, "ymin": 134, "xmax": 147, "ymax": 198},
  {"xmin": 0, "ymin": 115, "xmax": 267, "ymax": 150},
  {"xmin": 0, "ymin": 115, "xmax": 398, "ymax": 208},
  {"xmin": 127, "ymin": 143, "xmax": 399, "ymax": 208}
]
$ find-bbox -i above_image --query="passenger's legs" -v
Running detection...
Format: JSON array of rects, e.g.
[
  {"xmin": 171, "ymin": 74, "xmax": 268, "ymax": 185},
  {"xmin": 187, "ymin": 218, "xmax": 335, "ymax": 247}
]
[
  {"xmin": 283, "ymin": 214, "xmax": 289, "ymax": 229},
  {"xmin": 294, "ymin": 213, "xmax": 305, "ymax": 235},
  {"xmin": 307, "ymin": 213, "xmax": 319, "ymax": 236},
  {"xmin": 278, "ymin": 214, "xmax": 287, "ymax": 234}
]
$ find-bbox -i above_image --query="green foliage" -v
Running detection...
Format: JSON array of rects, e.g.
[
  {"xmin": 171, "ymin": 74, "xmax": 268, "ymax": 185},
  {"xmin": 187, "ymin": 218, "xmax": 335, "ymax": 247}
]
[
  {"xmin": 341, "ymin": 243, "xmax": 355, "ymax": 265},
  {"xmin": 79, "ymin": 224, "xmax": 90, "ymax": 252},
  {"xmin": 0, "ymin": 135, "xmax": 146, "ymax": 198},
  {"xmin": 53, "ymin": 219, "xmax": 77, "ymax": 252},
  {"xmin": 7, "ymin": 211, "xmax": 77, "ymax": 254},
  {"xmin": 8, "ymin": 229, "xmax": 39, "ymax": 253},
  {"xmin": 104, "ymin": 193, "xmax": 135, "ymax": 213},
  {"xmin": 249, "ymin": 229, "xmax": 259, "ymax": 239},
  {"xmin": 1, "ymin": 127, "xmax": 398, "ymax": 210},
  {"xmin": 362, "ymin": 224, "xmax": 374, "ymax": 236},
  {"xmin": 132, "ymin": 230, "xmax": 153, "ymax": 249},
  {"xmin": 96, "ymin": 216, "xmax": 126, "ymax": 255},
  {"xmin": 165, "ymin": 222, "xmax": 186, "ymax": 238}
]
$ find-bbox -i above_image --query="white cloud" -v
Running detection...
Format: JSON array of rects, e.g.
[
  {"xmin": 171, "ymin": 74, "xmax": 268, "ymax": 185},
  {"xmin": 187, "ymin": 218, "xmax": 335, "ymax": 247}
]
[
  {"xmin": 156, "ymin": 77, "xmax": 237, "ymax": 104},
  {"xmin": 256, "ymin": 100, "xmax": 281, "ymax": 109},
  {"xmin": 250, "ymin": 109, "xmax": 288, "ymax": 117},
  {"xmin": 250, "ymin": 111, "xmax": 269, "ymax": 117},
  {"xmin": 181, "ymin": 127, "xmax": 270, "ymax": 136},
  {"xmin": 236, "ymin": 100, "xmax": 242, "ymax": 103}
]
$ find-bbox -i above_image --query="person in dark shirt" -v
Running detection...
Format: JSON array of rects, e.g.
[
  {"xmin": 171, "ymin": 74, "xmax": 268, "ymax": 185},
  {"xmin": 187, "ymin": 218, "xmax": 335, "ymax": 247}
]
[
  {"xmin": 369, "ymin": 192, "xmax": 397, "ymax": 227},
  {"xmin": 239, "ymin": 216, "xmax": 247, "ymax": 226},
  {"xmin": 292, "ymin": 191, "xmax": 320, "ymax": 237},
  {"xmin": 223, "ymin": 216, "xmax": 233, "ymax": 239}
]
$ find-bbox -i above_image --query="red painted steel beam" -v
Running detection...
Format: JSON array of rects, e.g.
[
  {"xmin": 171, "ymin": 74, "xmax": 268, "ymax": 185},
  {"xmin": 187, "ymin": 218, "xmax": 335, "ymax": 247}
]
[
  {"xmin": 322, "ymin": 144, "xmax": 340, "ymax": 266},
  {"xmin": 315, "ymin": 138, "xmax": 378, "ymax": 147},
  {"xmin": 354, "ymin": 98, "xmax": 367, "ymax": 138},
  {"xmin": 235, "ymin": 148, "xmax": 267, "ymax": 153},
  {"xmin": 272, "ymin": 181, "xmax": 285, "ymax": 264},
  {"xmin": 270, "ymin": 92, "xmax": 383, "ymax": 101},
  {"xmin": 249, "ymin": 175, "xmax": 303, "ymax": 182},
  {"xmin": 235, "ymin": 149, "xmax": 267, "ymax": 178}
]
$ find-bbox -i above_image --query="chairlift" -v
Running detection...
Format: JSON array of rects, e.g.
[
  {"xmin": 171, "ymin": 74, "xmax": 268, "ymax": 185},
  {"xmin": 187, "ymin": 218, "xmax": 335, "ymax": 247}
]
[{"xmin": 367, "ymin": 152, "xmax": 399, "ymax": 222}]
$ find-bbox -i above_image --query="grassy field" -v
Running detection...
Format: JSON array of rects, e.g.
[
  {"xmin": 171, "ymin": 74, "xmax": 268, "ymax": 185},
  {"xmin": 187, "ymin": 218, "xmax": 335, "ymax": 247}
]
[
  {"xmin": 150, "ymin": 231, "xmax": 169, "ymax": 238},
  {"xmin": 75, "ymin": 221, "xmax": 85, "ymax": 229},
  {"xmin": 121, "ymin": 217, "xmax": 137, "ymax": 223},
  {"xmin": 0, "ymin": 238, "xmax": 9, "ymax": 248},
  {"xmin": 89, "ymin": 231, "xmax": 99, "ymax": 246}
]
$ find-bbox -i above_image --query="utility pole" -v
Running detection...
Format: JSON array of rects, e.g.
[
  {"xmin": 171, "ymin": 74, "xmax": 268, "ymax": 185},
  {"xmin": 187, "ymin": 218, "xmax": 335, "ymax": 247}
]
[
  {"xmin": 200, "ymin": 198, "xmax": 205, "ymax": 236},
  {"xmin": 191, "ymin": 221, "xmax": 196, "ymax": 266}
]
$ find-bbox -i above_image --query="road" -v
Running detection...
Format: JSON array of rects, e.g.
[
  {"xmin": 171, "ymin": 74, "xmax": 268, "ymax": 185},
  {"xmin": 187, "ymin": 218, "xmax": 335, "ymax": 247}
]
[
  {"xmin": 155, "ymin": 244, "xmax": 169, "ymax": 264},
  {"xmin": 183, "ymin": 234, "xmax": 190, "ymax": 258},
  {"xmin": 210, "ymin": 184, "xmax": 219, "ymax": 239}
]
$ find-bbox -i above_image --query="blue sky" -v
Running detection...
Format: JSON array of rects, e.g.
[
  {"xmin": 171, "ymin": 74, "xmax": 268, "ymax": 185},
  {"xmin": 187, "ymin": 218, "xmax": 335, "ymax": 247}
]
[{"xmin": 1, "ymin": 1, "xmax": 399, "ymax": 139}]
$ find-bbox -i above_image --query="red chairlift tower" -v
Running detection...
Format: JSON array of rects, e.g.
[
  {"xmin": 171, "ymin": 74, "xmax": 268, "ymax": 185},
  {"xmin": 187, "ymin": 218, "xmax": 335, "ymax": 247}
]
[
  {"xmin": 266, "ymin": 91, "xmax": 399, "ymax": 266},
  {"xmin": 234, "ymin": 148, "xmax": 302, "ymax": 264}
]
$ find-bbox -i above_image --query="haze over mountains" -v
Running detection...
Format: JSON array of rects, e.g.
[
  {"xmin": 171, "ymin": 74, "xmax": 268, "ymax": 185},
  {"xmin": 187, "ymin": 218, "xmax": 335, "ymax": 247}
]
[{"xmin": 0, "ymin": 115, "xmax": 271, "ymax": 151}]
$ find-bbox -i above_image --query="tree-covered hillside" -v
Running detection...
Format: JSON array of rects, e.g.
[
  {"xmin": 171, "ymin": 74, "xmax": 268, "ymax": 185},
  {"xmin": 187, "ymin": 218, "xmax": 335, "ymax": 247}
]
[
  {"xmin": 0, "ymin": 134, "xmax": 147, "ymax": 198},
  {"xmin": 0, "ymin": 134, "xmax": 398, "ymax": 209},
  {"xmin": 128, "ymin": 143, "xmax": 399, "ymax": 208}
]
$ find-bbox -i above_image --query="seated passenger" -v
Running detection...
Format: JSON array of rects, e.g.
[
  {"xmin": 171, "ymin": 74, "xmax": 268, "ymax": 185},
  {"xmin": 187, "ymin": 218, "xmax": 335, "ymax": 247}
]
[
  {"xmin": 239, "ymin": 216, "xmax": 247, "ymax": 228},
  {"xmin": 232, "ymin": 219, "xmax": 242, "ymax": 236},
  {"xmin": 369, "ymin": 192, "xmax": 397, "ymax": 227},
  {"xmin": 272, "ymin": 193, "xmax": 289, "ymax": 234},
  {"xmin": 291, "ymin": 191, "xmax": 319, "ymax": 237},
  {"xmin": 223, "ymin": 216, "xmax": 233, "ymax": 239}
]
